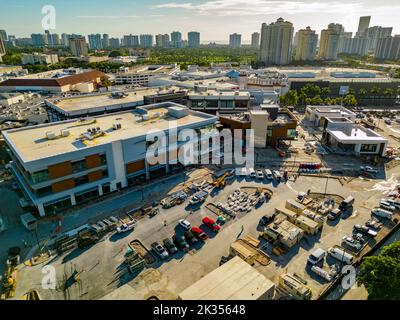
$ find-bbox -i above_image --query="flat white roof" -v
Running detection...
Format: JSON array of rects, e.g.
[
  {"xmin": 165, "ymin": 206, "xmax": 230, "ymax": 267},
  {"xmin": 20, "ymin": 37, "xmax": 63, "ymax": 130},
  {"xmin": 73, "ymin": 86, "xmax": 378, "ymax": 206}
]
[
  {"xmin": 327, "ymin": 126, "xmax": 387, "ymax": 143},
  {"xmin": 4, "ymin": 103, "xmax": 216, "ymax": 162},
  {"xmin": 178, "ymin": 256, "xmax": 275, "ymax": 300}
]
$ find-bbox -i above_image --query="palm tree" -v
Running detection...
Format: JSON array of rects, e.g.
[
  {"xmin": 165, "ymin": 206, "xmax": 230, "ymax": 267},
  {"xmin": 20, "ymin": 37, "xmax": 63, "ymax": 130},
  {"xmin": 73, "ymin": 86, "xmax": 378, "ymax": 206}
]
[
  {"xmin": 358, "ymin": 88, "xmax": 367, "ymax": 96},
  {"xmin": 371, "ymin": 86, "xmax": 381, "ymax": 96},
  {"xmin": 383, "ymin": 88, "xmax": 394, "ymax": 96}
]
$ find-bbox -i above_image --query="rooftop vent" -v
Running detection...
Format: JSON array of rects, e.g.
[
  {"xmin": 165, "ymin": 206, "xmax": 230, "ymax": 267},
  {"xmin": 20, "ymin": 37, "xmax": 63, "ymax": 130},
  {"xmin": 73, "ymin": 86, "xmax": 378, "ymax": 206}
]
[
  {"xmin": 61, "ymin": 129, "xmax": 70, "ymax": 137},
  {"xmin": 113, "ymin": 123, "xmax": 122, "ymax": 130},
  {"xmin": 46, "ymin": 131, "xmax": 56, "ymax": 140}
]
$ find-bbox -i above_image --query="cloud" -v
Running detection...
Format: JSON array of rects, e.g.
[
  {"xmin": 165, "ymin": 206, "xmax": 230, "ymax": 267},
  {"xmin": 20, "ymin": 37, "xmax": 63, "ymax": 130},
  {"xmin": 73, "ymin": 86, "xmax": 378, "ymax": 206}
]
[
  {"xmin": 152, "ymin": 0, "xmax": 365, "ymax": 17},
  {"xmin": 77, "ymin": 15, "xmax": 141, "ymax": 19}
]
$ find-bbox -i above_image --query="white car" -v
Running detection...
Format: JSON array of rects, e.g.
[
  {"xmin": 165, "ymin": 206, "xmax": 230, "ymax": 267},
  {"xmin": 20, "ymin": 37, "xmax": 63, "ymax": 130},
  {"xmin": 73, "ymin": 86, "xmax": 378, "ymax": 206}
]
[
  {"xmin": 179, "ymin": 219, "xmax": 191, "ymax": 230},
  {"xmin": 256, "ymin": 169, "xmax": 264, "ymax": 179},
  {"xmin": 248, "ymin": 168, "xmax": 256, "ymax": 178},
  {"xmin": 360, "ymin": 166, "xmax": 378, "ymax": 174},
  {"xmin": 342, "ymin": 236, "xmax": 362, "ymax": 250},
  {"xmin": 264, "ymin": 169, "xmax": 273, "ymax": 180},
  {"xmin": 273, "ymin": 170, "xmax": 282, "ymax": 181},
  {"xmin": 116, "ymin": 222, "xmax": 135, "ymax": 234},
  {"xmin": 372, "ymin": 208, "xmax": 393, "ymax": 219}
]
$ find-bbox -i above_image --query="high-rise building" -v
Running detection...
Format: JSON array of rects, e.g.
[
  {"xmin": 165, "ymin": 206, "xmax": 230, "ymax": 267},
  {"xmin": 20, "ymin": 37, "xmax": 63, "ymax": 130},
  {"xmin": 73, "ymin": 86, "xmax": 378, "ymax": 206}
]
[
  {"xmin": 229, "ymin": 33, "xmax": 242, "ymax": 48},
  {"xmin": 123, "ymin": 34, "xmax": 139, "ymax": 47},
  {"xmin": 188, "ymin": 32, "xmax": 200, "ymax": 48},
  {"xmin": 102, "ymin": 34, "xmax": 110, "ymax": 48},
  {"xmin": 140, "ymin": 34, "xmax": 153, "ymax": 48},
  {"xmin": 171, "ymin": 31, "xmax": 183, "ymax": 48},
  {"xmin": 338, "ymin": 32, "xmax": 353, "ymax": 53},
  {"xmin": 294, "ymin": 27, "xmax": 318, "ymax": 61},
  {"xmin": 109, "ymin": 38, "xmax": 120, "ymax": 49},
  {"xmin": 357, "ymin": 16, "xmax": 371, "ymax": 35},
  {"xmin": 156, "ymin": 34, "xmax": 170, "ymax": 48},
  {"xmin": 318, "ymin": 26, "xmax": 340, "ymax": 60},
  {"xmin": 328, "ymin": 23, "xmax": 345, "ymax": 34},
  {"xmin": 365, "ymin": 26, "xmax": 393, "ymax": 50},
  {"xmin": 251, "ymin": 32, "xmax": 260, "ymax": 48},
  {"xmin": 0, "ymin": 30, "xmax": 8, "ymax": 42},
  {"xmin": 45, "ymin": 31, "xmax": 60, "ymax": 47},
  {"xmin": 31, "ymin": 33, "xmax": 47, "ymax": 47},
  {"xmin": 0, "ymin": 37, "xmax": 6, "ymax": 62},
  {"xmin": 70, "ymin": 36, "xmax": 89, "ymax": 57},
  {"xmin": 259, "ymin": 18, "xmax": 294, "ymax": 65},
  {"xmin": 375, "ymin": 35, "xmax": 400, "ymax": 60},
  {"xmin": 88, "ymin": 34, "xmax": 103, "ymax": 50}
]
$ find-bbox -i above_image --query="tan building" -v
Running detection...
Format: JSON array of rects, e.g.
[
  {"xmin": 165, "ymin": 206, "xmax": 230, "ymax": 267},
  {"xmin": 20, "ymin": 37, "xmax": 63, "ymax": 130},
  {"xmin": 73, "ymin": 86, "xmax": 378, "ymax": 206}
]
[
  {"xmin": 70, "ymin": 37, "xmax": 89, "ymax": 57},
  {"xmin": 259, "ymin": 18, "xmax": 294, "ymax": 65},
  {"xmin": 294, "ymin": 27, "xmax": 318, "ymax": 61},
  {"xmin": 318, "ymin": 27, "xmax": 340, "ymax": 60},
  {"xmin": 178, "ymin": 256, "xmax": 275, "ymax": 300},
  {"xmin": 21, "ymin": 53, "xmax": 59, "ymax": 65},
  {"xmin": 0, "ymin": 37, "xmax": 6, "ymax": 62}
]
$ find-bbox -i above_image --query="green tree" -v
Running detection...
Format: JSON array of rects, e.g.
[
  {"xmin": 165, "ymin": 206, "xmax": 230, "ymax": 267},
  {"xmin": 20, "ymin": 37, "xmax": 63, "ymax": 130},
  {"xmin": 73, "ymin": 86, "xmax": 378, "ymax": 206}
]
[
  {"xmin": 358, "ymin": 88, "xmax": 367, "ymax": 96},
  {"xmin": 310, "ymin": 95, "xmax": 323, "ymax": 105},
  {"xmin": 371, "ymin": 86, "xmax": 381, "ymax": 96},
  {"xmin": 321, "ymin": 87, "xmax": 331, "ymax": 97},
  {"xmin": 357, "ymin": 241, "xmax": 400, "ymax": 300},
  {"xmin": 100, "ymin": 76, "xmax": 111, "ymax": 89},
  {"xmin": 324, "ymin": 97, "xmax": 332, "ymax": 105},
  {"xmin": 383, "ymin": 88, "xmax": 394, "ymax": 96},
  {"xmin": 348, "ymin": 88, "xmax": 356, "ymax": 95},
  {"xmin": 342, "ymin": 94, "xmax": 357, "ymax": 107},
  {"xmin": 279, "ymin": 90, "xmax": 298, "ymax": 107},
  {"xmin": 109, "ymin": 50, "xmax": 122, "ymax": 57},
  {"xmin": 300, "ymin": 84, "xmax": 321, "ymax": 98}
]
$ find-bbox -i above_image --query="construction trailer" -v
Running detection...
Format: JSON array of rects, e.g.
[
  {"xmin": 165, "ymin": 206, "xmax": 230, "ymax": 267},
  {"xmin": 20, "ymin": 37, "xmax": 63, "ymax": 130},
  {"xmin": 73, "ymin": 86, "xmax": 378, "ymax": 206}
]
[
  {"xmin": 263, "ymin": 218, "xmax": 304, "ymax": 248},
  {"xmin": 278, "ymin": 273, "xmax": 312, "ymax": 300},
  {"xmin": 178, "ymin": 256, "xmax": 275, "ymax": 300},
  {"xmin": 229, "ymin": 240, "xmax": 257, "ymax": 265},
  {"xmin": 275, "ymin": 206, "xmax": 321, "ymax": 235}
]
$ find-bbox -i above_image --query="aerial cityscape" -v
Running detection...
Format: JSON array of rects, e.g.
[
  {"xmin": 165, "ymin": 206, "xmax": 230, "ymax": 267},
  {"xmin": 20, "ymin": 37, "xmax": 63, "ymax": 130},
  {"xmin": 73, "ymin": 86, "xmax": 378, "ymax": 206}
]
[{"xmin": 0, "ymin": 0, "xmax": 400, "ymax": 307}]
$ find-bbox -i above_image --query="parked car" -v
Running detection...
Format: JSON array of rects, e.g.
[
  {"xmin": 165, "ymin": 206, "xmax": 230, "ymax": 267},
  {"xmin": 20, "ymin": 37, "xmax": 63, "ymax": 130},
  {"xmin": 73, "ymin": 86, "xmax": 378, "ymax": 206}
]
[
  {"xmin": 327, "ymin": 208, "xmax": 341, "ymax": 221},
  {"xmin": 216, "ymin": 216, "xmax": 226, "ymax": 225},
  {"xmin": 360, "ymin": 166, "xmax": 378, "ymax": 174},
  {"xmin": 339, "ymin": 196, "xmax": 355, "ymax": 211},
  {"xmin": 380, "ymin": 200, "xmax": 396, "ymax": 212},
  {"xmin": 178, "ymin": 219, "xmax": 191, "ymax": 230},
  {"xmin": 163, "ymin": 238, "xmax": 178, "ymax": 254},
  {"xmin": 184, "ymin": 231, "xmax": 198, "ymax": 245},
  {"xmin": 382, "ymin": 198, "xmax": 400, "ymax": 210},
  {"xmin": 328, "ymin": 247, "xmax": 354, "ymax": 265},
  {"xmin": 273, "ymin": 170, "xmax": 282, "ymax": 181},
  {"xmin": 151, "ymin": 242, "xmax": 169, "ymax": 260},
  {"xmin": 248, "ymin": 168, "xmax": 256, "ymax": 179},
  {"xmin": 371, "ymin": 208, "xmax": 393, "ymax": 219},
  {"xmin": 264, "ymin": 169, "xmax": 273, "ymax": 180},
  {"xmin": 352, "ymin": 233, "xmax": 366, "ymax": 244},
  {"xmin": 353, "ymin": 224, "xmax": 377, "ymax": 237},
  {"xmin": 342, "ymin": 236, "xmax": 362, "ymax": 250},
  {"xmin": 172, "ymin": 235, "xmax": 189, "ymax": 251},
  {"xmin": 256, "ymin": 169, "xmax": 264, "ymax": 179},
  {"xmin": 202, "ymin": 217, "xmax": 221, "ymax": 233},
  {"xmin": 191, "ymin": 227, "xmax": 208, "ymax": 241},
  {"xmin": 116, "ymin": 222, "xmax": 135, "ymax": 234}
]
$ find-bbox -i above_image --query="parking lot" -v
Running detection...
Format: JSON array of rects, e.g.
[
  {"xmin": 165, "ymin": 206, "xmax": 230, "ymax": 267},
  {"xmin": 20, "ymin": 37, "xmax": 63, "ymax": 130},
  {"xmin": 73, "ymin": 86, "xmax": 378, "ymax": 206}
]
[{"xmin": 8, "ymin": 158, "xmax": 400, "ymax": 300}]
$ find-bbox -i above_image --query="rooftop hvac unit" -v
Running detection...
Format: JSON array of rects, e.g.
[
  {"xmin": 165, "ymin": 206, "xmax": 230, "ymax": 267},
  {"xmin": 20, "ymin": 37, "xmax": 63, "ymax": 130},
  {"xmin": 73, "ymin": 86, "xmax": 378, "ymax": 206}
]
[
  {"xmin": 46, "ymin": 131, "xmax": 56, "ymax": 140},
  {"xmin": 234, "ymin": 91, "xmax": 240, "ymax": 95},
  {"xmin": 142, "ymin": 115, "xmax": 149, "ymax": 121},
  {"xmin": 61, "ymin": 129, "xmax": 70, "ymax": 137},
  {"xmin": 113, "ymin": 123, "xmax": 122, "ymax": 130}
]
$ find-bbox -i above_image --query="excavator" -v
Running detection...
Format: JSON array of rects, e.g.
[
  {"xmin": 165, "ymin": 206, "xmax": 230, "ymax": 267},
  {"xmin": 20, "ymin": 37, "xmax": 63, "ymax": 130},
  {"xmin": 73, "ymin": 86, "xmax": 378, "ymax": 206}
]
[{"xmin": 211, "ymin": 172, "xmax": 232, "ymax": 189}]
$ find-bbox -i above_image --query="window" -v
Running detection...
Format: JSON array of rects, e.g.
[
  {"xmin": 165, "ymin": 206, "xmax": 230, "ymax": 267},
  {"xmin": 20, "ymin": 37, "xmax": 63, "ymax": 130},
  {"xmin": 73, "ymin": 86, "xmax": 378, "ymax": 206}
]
[
  {"xmin": 31, "ymin": 169, "xmax": 49, "ymax": 184},
  {"xmin": 72, "ymin": 159, "xmax": 87, "ymax": 173},
  {"xmin": 75, "ymin": 175, "xmax": 89, "ymax": 186},
  {"xmin": 44, "ymin": 197, "xmax": 72, "ymax": 215},
  {"xmin": 100, "ymin": 154, "xmax": 107, "ymax": 165},
  {"xmin": 36, "ymin": 185, "xmax": 53, "ymax": 197},
  {"xmin": 360, "ymin": 144, "xmax": 377, "ymax": 153},
  {"xmin": 220, "ymin": 100, "xmax": 233, "ymax": 108}
]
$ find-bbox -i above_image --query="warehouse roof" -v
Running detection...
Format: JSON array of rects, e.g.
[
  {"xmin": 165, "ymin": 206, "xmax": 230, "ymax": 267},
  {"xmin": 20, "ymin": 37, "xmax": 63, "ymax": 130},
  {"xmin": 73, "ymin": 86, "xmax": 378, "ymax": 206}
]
[{"xmin": 178, "ymin": 256, "xmax": 275, "ymax": 300}]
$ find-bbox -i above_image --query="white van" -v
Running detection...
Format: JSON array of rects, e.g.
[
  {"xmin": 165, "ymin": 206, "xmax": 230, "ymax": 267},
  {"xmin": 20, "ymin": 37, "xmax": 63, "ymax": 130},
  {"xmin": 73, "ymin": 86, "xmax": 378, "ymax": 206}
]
[
  {"xmin": 328, "ymin": 247, "xmax": 354, "ymax": 265},
  {"xmin": 264, "ymin": 169, "xmax": 273, "ymax": 180},
  {"xmin": 372, "ymin": 208, "xmax": 393, "ymax": 219},
  {"xmin": 307, "ymin": 248, "xmax": 326, "ymax": 265}
]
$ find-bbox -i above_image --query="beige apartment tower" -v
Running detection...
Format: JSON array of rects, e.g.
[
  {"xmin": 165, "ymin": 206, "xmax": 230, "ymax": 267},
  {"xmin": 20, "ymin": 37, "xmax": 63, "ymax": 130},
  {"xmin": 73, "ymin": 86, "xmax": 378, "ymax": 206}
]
[
  {"xmin": 294, "ymin": 27, "xmax": 318, "ymax": 61},
  {"xmin": 70, "ymin": 36, "xmax": 89, "ymax": 57},
  {"xmin": 259, "ymin": 18, "xmax": 294, "ymax": 65},
  {"xmin": 318, "ymin": 27, "xmax": 340, "ymax": 60}
]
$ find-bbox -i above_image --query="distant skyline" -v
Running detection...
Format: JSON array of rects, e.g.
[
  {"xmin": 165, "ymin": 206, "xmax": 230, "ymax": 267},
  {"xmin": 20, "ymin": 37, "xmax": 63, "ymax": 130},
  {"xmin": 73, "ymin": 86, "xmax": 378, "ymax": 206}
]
[{"xmin": 1, "ymin": 0, "xmax": 400, "ymax": 42}]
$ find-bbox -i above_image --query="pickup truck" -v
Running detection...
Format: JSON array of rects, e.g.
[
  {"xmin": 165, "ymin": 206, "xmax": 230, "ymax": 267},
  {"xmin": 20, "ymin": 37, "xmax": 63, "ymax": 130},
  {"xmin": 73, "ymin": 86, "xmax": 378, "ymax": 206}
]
[{"xmin": 151, "ymin": 242, "xmax": 169, "ymax": 260}]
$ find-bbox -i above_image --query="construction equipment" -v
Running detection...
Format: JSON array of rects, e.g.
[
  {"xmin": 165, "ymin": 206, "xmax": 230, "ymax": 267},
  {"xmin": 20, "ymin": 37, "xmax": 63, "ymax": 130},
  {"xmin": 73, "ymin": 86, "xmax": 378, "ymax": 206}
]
[
  {"xmin": 0, "ymin": 247, "xmax": 20, "ymax": 300},
  {"xmin": 211, "ymin": 172, "xmax": 231, "ymax": 189}
]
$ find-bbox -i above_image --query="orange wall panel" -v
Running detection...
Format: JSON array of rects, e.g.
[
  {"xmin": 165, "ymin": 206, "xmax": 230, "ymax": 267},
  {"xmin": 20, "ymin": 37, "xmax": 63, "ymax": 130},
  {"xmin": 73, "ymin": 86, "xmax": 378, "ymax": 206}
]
[
  {"xmin": 51, "ymin": 178, "xmax": 75, "ymax": 193},
  {"xmin": 88, "ymin": 170, "xmax": 103, "ymax": 182},
  {"xmin": 86, "ymin": 154, "xmax": 101, "ymax": 169},
  {"xmin": 126, "ymin": 160, "xmax": 145, "ymax": 174},
  {"xmin": 48, "ymin": 161, "xmax": 72, "ymax": 179}
]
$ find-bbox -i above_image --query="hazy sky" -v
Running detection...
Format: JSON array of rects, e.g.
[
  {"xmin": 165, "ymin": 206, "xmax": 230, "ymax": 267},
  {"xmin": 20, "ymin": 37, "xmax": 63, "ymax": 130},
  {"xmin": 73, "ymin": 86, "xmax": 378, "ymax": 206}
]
[{"xmin": 1, "ymin": 0, "xmax": 399, "ymax": 42}]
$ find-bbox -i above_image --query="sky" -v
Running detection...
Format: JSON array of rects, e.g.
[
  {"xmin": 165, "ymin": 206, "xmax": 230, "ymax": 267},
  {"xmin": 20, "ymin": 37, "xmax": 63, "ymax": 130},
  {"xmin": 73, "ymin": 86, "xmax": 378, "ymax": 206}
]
[{"xmin": 0, "ymin": 0, "xmax": 399, "ymax": 43}]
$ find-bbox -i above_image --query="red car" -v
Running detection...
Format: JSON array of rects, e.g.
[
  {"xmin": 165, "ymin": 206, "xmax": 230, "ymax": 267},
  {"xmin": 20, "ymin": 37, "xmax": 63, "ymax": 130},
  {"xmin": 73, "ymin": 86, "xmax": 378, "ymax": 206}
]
[
  {"xmin": 202, "ymin": 217, "xmax": 221, "ymax": 233},
  {"xmin": 191, "ymin": 227, "xmax": 208, "ymax": 240}
]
